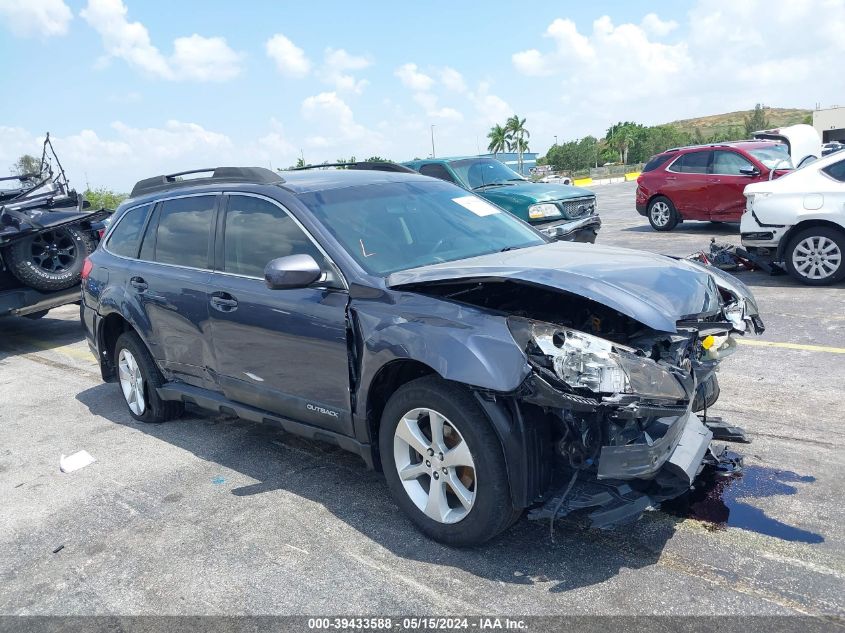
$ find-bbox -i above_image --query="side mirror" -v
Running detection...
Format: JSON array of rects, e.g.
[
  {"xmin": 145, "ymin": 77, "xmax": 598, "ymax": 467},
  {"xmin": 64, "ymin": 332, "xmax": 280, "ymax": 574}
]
[
  {"xmin": 264, "ymin": 254, "xmax": 322, "ymax": 290},
  {"xmin": 739, "ymin": 166, "xmax": 761, "ymax": 177}
]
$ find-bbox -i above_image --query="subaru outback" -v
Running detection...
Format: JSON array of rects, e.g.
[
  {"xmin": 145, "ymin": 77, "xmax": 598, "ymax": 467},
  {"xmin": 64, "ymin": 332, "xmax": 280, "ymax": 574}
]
[{"xmin": 82, "ymin": 167, "xmax": 763, "ymax": 545}]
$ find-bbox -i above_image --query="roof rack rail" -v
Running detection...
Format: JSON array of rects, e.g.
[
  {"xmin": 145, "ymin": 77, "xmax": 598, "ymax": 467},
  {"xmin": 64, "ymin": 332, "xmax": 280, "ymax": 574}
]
[
  {"xmin": 289, "ymin": 161, "xmax": 416, "ymax": 173},
  {"xmin": 130, "ymin": 167, "xmax": 284, "ymax": 198}
]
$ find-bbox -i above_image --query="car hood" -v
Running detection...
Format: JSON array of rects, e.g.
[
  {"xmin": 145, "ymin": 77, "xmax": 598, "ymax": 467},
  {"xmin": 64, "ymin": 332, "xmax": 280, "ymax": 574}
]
[
  {"xmin": 386, "ymin": 242, "xmax": 722, "ymax": 333},
  {"xmin": 479, "ymin": 182, "xmax": 594, "ymax": 204}
]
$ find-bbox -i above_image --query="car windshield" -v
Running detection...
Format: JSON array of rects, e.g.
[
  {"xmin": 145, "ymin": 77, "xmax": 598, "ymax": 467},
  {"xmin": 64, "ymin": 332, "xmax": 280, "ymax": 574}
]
[
  {"xmin": 449, "ymin": 158, "xmax": 526, "ymax": 189},
  {"xmin": 748, "ymin": 146, "xmax": 793, "ymax": 169},
  {"xmin": 299, "ymin": 180, "xmax": 546, "ymax": 275}
]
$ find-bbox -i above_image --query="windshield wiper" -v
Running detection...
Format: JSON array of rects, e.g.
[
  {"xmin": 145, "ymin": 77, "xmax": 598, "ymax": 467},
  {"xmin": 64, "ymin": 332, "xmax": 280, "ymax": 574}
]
[{"xmin": 471, "ymin": 182, "xmax": 515, "ymax": 190}]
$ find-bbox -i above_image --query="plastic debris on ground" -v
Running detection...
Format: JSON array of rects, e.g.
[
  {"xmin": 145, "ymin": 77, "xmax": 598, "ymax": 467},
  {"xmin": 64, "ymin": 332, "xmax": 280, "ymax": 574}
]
[{"xmin": 59, "ymin": 450, "xmax": 97, "ymax": 473}]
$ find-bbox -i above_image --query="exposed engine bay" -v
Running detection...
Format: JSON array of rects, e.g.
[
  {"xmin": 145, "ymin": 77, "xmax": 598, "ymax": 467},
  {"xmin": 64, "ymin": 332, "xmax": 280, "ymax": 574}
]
[{"xmin": 400, "ymin": 271, "xmax": 762, "ymax": 528}]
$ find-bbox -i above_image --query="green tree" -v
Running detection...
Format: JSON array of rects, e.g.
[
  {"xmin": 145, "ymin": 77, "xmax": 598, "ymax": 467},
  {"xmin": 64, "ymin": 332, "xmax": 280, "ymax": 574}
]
[
  {"xmin": 84, "ymin": 188, "xmax": 128, "ymax": 210},
  {"xmin": 486, "ymin": 124, "xmax": 509, "ymax": 157},
  {"xmin": 605, "ymin": 122, "xmax": 642, "ymax": 164},
  {"xmin": 505, "ymin": 115, "xmax": 530, "ymax": 172},
  {"xmin": 365, "ymin": 156, "xmax": 392, "ymax": 162},
  {"xmin": 11, "ymin": 154, "xmax": 42, "ymax": 177},
  {"xmin": 295, "ymin": 157, "xmax": 306, "ymax": 168},
  {"xmin": 744, "ymin": 104, "xmax": 770, "ymax": 136}
]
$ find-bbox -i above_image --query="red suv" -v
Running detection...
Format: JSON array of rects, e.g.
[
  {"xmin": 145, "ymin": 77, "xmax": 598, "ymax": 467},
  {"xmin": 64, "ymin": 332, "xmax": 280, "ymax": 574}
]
[{"xmin": 635, "ymin": 141, "xmax": 792, "ymax": 231}]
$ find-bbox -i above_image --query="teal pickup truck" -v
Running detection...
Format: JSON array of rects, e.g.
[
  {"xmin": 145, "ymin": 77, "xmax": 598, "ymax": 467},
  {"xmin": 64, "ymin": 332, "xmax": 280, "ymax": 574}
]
[{"xmin": 403, "ymin": 156, "xmax": 601, "ymax": 242}]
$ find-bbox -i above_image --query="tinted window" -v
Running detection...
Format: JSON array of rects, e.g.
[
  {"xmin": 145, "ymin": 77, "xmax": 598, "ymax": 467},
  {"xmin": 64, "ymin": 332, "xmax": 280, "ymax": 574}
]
[
  {"xmin": 449, "ymin": 158, "xmax": 525, "ymax": 189},
  {"xmin": 822, "ymin": 158, "xmax": 845, "ymax": 182},
  {"xmin": 153, "ymin": 196, "xmax": 215, "ymax": 268},
  {"xmin": 224, "ymin": 196, "xmax": 325, "ymax": 278},
  {"xmin": 712, "ymin": 150, "xmax": 753, "ymax": 175},
  {"xmin": 419, "ymin": 163, "xmax": 457, "ymax": 183},
  {"xmin": 299, "ymin": 180, "xmax": 544, "ymax": 275},
  {"xmin": 643, "ymin": 154, "xmax": 674, "ymax": 172},
  {"xmin": 107, "ymin": 205, "xmax": 149, "ymax": 258},
  {"xmin": 670, "ymin": 151, "xmax": 711, "ymax": 174}
]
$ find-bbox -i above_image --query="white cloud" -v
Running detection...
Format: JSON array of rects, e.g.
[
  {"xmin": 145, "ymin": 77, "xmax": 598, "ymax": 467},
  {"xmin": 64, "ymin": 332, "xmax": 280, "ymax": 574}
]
[
  {"xmin": 470, "ymin": 82, "xmax": 512, "ymax": 125},
  {"xmin": 395, "ymin": 63, "xmax": 435, "ymax": 91},
  {"xmin": 265, "ymin": 34, "xmax": 311, "ymax": 78},
  {"xmin": 80, "ymin": 0, "xmax": 243, "ymax": 81},
  {"xmin": 641, "ymin": 13, "xmax": 678, "ymax": 37},
  {"xmin": 318, "ymin": 47, "xmax": 372, "ymax": 93},
  {"xmin": 0, "ymin": 0, "xmax": 72, "ymax": 38},
  {"xmin": 439, "ymin": 67, "xmax": 467, "ymax": 93},
  {"xmin": 301, "ymin": 91, "xmax": 367, "ymax": 143}
]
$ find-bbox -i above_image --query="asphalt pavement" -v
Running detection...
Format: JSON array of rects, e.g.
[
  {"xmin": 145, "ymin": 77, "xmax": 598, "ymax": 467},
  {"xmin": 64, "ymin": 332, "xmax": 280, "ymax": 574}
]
[{"xmin": 1, "ymin": 181, "xmax": 843, "ymax": 616}]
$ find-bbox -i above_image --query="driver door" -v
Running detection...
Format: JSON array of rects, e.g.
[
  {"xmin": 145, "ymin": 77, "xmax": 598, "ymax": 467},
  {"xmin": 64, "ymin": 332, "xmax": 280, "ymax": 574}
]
[{"xmin": 206, "ymin": 193, "xmax": 353, "ymax": 436}]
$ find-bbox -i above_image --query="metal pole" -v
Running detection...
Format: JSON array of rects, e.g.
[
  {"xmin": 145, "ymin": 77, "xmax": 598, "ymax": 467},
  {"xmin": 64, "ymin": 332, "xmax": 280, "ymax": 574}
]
[
  {"xmin": 554, "ymin": 135, "xmax": 558, "ymax": 146},
  {"xmin": 430, "ymin": 125, "xmax": 436, "ymax": 158}
]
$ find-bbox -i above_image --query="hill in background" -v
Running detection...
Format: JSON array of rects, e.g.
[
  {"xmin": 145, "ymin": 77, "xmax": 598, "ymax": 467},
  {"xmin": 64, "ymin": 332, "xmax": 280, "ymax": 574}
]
[{"xmin": 666, "ymin": 107, "xmax": 811, "ymax": 138}]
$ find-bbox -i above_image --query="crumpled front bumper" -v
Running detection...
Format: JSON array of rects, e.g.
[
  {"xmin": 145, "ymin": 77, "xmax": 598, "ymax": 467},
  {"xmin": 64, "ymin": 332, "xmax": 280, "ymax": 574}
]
[{"xmin": 536, "ymin": 214, "xmax": 601, "ymax": 243}]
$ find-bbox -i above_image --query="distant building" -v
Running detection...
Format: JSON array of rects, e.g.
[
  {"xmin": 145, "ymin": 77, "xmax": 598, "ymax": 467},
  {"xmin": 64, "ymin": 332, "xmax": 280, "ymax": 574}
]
[
  {"xmin": 480, "ymin": 151, "xmax": 538, "ymax": 176},
  {"xmin": 813, "ymin": 106, "xmax": 845, "ymax": 143}
]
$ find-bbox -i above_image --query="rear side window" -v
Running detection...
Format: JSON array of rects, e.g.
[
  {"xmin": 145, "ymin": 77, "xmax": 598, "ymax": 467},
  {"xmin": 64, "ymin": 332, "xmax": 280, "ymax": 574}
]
[
  {"xmin": 419, "ymin": 163, "xmax": 457, "ymax": 183},
  {"xmin": 822, "ymin": 159, "xmax": 845, "ymax": 182},
  {"xmin": 669, "ymin": 151, "xmax": 711, "ymax": 174},
  {"xmin": 643, "ymin": 154, "xmax": 674, "ymax": 172},
  {"xmin": 107, "ymin": 205, "xmax": 149, "ymax": 258},
  {"xmin": 712, "ymin": 150, "xmax": 754, "ymax": 175},
  {"xmin": 223, "ymin": 195, "xmax": 325, "ymax": 278},
  {"xmin": 150, "ymin": 195, "xmax": 216, "ymax": 269}
]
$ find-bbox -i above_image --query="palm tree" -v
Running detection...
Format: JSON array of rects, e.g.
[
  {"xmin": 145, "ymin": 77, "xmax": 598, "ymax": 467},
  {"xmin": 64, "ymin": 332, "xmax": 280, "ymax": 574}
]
[
  {"xmin": 505, "ymin": 115, "xmax": 530, "ymax": 173},
  {"xmin": 486, "ymin": 124, "xmax": 508, "ymax": 157}
]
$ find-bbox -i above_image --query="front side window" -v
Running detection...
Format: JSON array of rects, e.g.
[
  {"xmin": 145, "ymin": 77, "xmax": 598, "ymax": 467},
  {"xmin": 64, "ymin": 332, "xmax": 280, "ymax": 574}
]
[
  {"xmin": 152, "ymin": 195, "xmax": 216, "ymax": 268},
  {"xmin": 299, "ymin": 180, "xmax": 545, "ymax": 275},
  {"xmin": 419, "ymin": 163, "xmax": 457, "ymax": 184},
  {"xmin": 822, "ymin": 158, "xmax": 845, "ymax": 182},
  {"xmin": 223, "ymin": 195, "xmax": 325, "ymax": 278},
  {"xmin": 669, "ymin": 151, "xmax": 711, "ymax": 174},
  {"xmin": 712, "ymin": 150, "xmax": 754, "ymax": 175},
  {"xmin": 107, "ymin": 204, "xmax": 149, "ymax": 258}
]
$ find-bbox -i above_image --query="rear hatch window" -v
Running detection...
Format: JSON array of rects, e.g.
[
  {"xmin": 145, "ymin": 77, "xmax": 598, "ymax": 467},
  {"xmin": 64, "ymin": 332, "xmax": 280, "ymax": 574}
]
[{"xmin": 643, "ymin": 154, "xmax": 674, "ymax": 172}]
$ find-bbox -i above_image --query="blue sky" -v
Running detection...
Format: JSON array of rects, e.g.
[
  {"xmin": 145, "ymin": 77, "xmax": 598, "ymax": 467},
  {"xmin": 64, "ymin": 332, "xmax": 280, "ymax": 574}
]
[{"xmin": 1, "ymin": 0, "xmax": 843, "ymax": 190}]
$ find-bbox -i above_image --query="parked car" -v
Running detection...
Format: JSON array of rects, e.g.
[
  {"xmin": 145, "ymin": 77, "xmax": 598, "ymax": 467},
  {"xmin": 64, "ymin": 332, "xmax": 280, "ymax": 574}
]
[
  {"xmin": 403, "ymin": 156, "xmax": 600, "ymax": 242},
  {"xmin": 741, "ymin": 151, "xmax": 845, "ymax": 285},
  {"xmin": 822, "ymin": 142, "xmax": 845, "ymax": 157},
  {"xmin": 1, "ymin": 136, "xmax": 108, "ymax": 318},
  {"xmin": 82, "ymin": 166, "xmax": 762, "ymax": 545},
  {"xmin": 636, "ymin": 141, "xmax": 793, "ymax": 231},
  {"xmin": 539, "ymin": 174, "xmax": 573, "ymax": 185}
]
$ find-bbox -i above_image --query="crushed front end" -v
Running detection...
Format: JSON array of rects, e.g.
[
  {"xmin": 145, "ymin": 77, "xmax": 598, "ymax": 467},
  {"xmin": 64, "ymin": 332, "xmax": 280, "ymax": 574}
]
[{"xmin": 507, "ymin": 290, "xmax": 761, "ymax": 529}]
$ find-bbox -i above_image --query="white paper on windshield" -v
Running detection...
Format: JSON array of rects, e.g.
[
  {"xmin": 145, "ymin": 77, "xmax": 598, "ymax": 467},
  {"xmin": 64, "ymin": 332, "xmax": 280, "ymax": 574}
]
[{"xmin": 452, "ymin": 196, "xmax": 501, "ymax": 217}]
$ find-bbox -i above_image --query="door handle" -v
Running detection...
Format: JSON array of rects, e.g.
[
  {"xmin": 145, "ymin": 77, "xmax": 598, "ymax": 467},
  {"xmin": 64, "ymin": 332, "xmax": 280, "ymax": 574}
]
[
  {"xmin": 129, "ymin": 276, "xmax": 148, "ymax": 292},
  {"xmin": 210, "ymin": 292, "xmax": 238, "ymax": 312}
]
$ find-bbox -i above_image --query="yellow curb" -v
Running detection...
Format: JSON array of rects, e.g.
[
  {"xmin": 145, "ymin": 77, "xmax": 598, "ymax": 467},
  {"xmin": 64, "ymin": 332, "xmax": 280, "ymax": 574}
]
[
  {"xmin": 573, "ymin": 177, "xmax": 593, "ymax": 186},
  {"xmin": 624, "ymin": 171, "xmax": 641, "ymax": 181}
]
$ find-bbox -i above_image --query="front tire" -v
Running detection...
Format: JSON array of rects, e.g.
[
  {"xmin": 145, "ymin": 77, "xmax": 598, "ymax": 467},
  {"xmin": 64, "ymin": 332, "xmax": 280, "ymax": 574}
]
[
  {"xmin": 647, "ymin": 196, "xmax": 679, "ymax": 231},
  {"xmin": 784, "ymin": 226, "xmax": 845, "ymax": 286},
  {"xmin": 114, "ymin": 331, "xmax": 184, "ymax": 423},
  {"xmin": 379, "ymin": 376, "xmax": 516, "ymax": 546}
]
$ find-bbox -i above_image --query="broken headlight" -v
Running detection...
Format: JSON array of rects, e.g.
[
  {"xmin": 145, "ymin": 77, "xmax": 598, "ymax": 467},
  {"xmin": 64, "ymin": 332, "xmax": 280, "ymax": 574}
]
[
  {"xmin": 723, "ymin": 299, "xmax": 747, "ymax": 332},
  {"xmin": 508, "ymin": 317, "xmax": 687, "ymax": 400}
]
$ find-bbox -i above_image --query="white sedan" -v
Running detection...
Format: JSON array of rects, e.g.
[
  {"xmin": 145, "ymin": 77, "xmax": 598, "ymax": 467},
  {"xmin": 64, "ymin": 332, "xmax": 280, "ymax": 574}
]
[{"xmin": 741, "ymin": 152, "xmax": 845, "ymax": 285}]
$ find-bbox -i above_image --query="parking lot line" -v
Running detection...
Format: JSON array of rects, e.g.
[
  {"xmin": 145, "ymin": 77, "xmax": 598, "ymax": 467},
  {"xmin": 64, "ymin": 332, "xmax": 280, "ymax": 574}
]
[{"xmin": 735, "ymin": 339, "xmax": 845, "ymax": 354}]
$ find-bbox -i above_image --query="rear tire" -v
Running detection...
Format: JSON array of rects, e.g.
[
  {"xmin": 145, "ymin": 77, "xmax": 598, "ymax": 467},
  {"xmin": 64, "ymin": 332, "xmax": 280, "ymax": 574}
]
[
  {"xmin": 647, "ymin": 196, "xmax": 679, "ymax": 231},
  {"xmin": 2, "ymin": 226, "xmax": 95, "ymax": 291},
  {"xmin": 379, "ymin": 376, "xmax": 516, "ymax": 546},
  {"xmin": 113, "ymin": 331, "xmax": 183, "ymax": 423},
  {"xmin": 784, "ymin": 226, "xmax": 845, "ymax": 286}
]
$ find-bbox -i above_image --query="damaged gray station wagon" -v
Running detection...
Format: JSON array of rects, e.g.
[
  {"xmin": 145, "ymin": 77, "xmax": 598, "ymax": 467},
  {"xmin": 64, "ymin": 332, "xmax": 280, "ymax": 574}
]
[{"xmin": 82, "ymin": 167, "xmax": 764, "ymax": 545}]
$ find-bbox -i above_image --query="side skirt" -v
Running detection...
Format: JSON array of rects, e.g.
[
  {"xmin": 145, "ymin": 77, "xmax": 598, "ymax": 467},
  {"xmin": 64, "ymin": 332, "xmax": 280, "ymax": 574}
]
[{"xmin": 157, "ymin": 382, "xmax": 374, "ymax": 469}]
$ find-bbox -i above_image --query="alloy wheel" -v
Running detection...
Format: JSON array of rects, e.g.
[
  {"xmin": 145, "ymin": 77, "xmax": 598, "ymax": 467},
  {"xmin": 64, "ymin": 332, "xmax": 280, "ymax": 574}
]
[
  {"xmin": 393, "ymin": 407, "xmax": 477, "ymax": 524},
  {"xmin": 650, "ymin": 201, "xmax": 671, "ymax": 227},
  {"xmin": 118, "ymin": 348, "xmax": 146, "ymax": 415},
  {"xmin": 792, "ymin": 236, "xmax": 842, "ymax": 280},
  {"xmin": 30, "ymin": 230, "xmax": 77, "ymax": 273}
]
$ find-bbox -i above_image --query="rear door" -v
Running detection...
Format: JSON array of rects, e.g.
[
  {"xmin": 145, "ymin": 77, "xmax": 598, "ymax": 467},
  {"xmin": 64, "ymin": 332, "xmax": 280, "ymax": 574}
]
[
  {"xmin": 708, "ymin": 150, "xmax": 761, "ymax": 221},
  {"xmin": 663, "ymin": 150, "xmax": 713, "ymax": 219},
  {"xmin": 206, "ymin": 193, "xmax": 353, "ymax": 435},
  {"xmin": 130, "ymin": 194, "xmax": 217, "ymax": 389}
]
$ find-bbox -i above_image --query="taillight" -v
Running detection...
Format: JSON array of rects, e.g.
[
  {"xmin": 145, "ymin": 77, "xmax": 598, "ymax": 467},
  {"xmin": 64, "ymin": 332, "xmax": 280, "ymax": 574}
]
[
  {"xmin": 98, "ymin": 228, "xmax": 106, "ymax": 239},
  {"xmin": 81, "ymin": 258, "xmax": 93, "ymax": 280}
]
